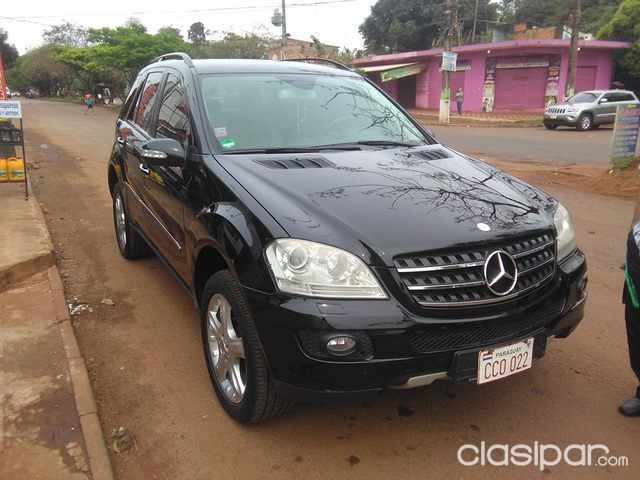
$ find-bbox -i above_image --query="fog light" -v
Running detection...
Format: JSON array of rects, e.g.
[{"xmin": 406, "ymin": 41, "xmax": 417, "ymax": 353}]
[{"xmin": 326, "ymin": 336, "xmax": 358, "ymax": 356}]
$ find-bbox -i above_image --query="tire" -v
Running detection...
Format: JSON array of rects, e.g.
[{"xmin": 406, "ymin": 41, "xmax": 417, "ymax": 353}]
[
  {"xmin": 201, "ymin": 270, "xmax": 293, "ymax": 423},
  {"xmin": 576, "ymin": 113, "xmax": 592, "ymax": 131},
  {"xmin": 544, "ymin": 124, "xmax": 558, "ymax": 130},
  {"xmin": 112, "ymin": 182, "xmax": 151, "ymax": 259}
]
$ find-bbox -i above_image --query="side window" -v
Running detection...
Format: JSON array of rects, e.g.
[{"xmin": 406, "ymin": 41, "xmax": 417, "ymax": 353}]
[
  {"xmin": 122, "ymin": 77, "xmax": 143, "ymax": 121},
  {"xmin": 156, "ymin": 73, "xmax": 190, "ymax": 142},
  {"xmin": 622, "ymin": 93, "xmax": 636, "ymax": 102},
  {"xmin": 603, "ymin": 92, "xmax": 616, "ymax": 102},
  {"xmin": 133, "ymin": 71, "xmax": 164, "ymax": 132}
]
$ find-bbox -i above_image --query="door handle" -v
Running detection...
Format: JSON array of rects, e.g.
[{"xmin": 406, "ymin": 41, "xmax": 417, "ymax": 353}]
[
  {"xmin": 116, "ymin": 136, "xmax": 125, "ymax": 145},
  {"xmin": 139, "ymin": 163, "xmax": 150, "ymax": 175}
]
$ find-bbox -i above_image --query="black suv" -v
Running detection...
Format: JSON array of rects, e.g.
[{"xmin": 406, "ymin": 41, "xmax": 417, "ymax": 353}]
[{"xmin": 108, "ymin": 53, "xmax": 587, "ymax": 423}]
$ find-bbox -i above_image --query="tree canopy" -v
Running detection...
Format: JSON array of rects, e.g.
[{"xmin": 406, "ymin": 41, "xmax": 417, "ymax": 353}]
[
  {"xmin": 359, "ymin": 0, "xmax": 497, "ymax": 54},
  {"xmin": 1, "ymin": 29, "xmax": 19, "ymax": 69},
  {"xmin": 598, "ymin": 0, "xmax": 640, "ymax": 89}
]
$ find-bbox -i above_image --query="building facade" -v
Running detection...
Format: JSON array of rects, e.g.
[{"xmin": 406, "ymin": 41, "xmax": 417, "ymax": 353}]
[{"xmin": 354, "ymin": 39, "xmax": 630, "ymax": 112}]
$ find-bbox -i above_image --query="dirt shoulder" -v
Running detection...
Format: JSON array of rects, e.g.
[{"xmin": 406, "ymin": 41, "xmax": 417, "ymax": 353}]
[{"xmin": 486, "ymin": 158, "xmax": 640, "ymax": 200}]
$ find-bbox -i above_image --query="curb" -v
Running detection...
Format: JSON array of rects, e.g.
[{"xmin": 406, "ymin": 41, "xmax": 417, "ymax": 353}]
[
  {"xmin": 0, "ymin": 184, "xmax": 55, "ymax": 291},
  {"xmin": 48, "ymin": 266, "xmax": 115, "ymax": 480}
]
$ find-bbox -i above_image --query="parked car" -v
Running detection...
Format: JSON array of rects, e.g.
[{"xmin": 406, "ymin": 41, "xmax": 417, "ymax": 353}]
[
  {"xmin": 108, "ymin": 53, "xmax": 587, "ymax": 423},
  {"xmin": 25, "ymin": 88, "xmax": 39, "ymax": 99},
  {"xmin": 543, "ymin": 89, "xmax": 639, "ymax": 130}
]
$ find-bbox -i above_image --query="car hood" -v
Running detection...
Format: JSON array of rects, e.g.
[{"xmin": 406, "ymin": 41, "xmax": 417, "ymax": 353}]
[{"xmin": 212, "ymin": 146, "xmax": 557, "ymax": 267}]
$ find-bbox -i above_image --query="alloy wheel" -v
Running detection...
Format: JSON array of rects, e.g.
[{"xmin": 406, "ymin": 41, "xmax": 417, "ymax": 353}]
[
  {"xmin": 114, "ymin": 192, "xmax": 127, "ymax": 251},
  {"xmin": 206, "ymin": 293, "xmax": 247, "ymax": 403}
]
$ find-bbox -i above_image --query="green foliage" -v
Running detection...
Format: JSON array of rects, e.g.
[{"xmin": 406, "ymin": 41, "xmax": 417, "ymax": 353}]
[
  {"xmin": 54, "ymin": 22, "xmax": 188, "ymax": 84},
  {"xmin": 190, "ymin": 32, "xmax": 270, "ymax": 59},
  {"xmin": 498, "ymin": 0, "xmax": 621, "ymax": 32},
  {"xmin": 598, "ymin": 0, "xmax": 640, "ymax": 88},
  {"xmin": 43, "ymin": 22, "xmax": 88, "ymax": 47},
  {"xmin": 6, "ymin": 44, "xmax": 77, "ymax": 95},
  {"xmin": 188, "ymin": 22, "xmax": 208, "ymax": 44},
  {"xmin": 359, "ymin": 0, "xmax": 497, "ymax": 54},
  {"xmin": 1, "ymin": 29, "xmax": 19, "ymax": 69}
]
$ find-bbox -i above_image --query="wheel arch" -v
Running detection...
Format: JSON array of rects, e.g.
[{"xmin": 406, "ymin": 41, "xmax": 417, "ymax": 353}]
[{"xmin": 192, "ymin": 244, "xmax": 234, "ymax": 309}]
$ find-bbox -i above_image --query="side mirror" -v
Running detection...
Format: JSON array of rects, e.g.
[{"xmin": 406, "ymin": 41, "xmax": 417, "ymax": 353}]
[
  {"xmin": 599, "ymin": 98, "xmax": 608, "ymax": 104},
  {"xmin": 141, "ymin": 138, "xmax": 185, "ymax": 167}
]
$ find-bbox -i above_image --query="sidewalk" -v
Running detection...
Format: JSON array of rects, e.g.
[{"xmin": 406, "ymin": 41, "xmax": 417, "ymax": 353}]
[
  {"xmin": 407, "ymin": 108, "xmax": 543, "ymax": 126},
  {"xmin": 1, "ymin": 182, "xmax": 113, "ymax": 480}
]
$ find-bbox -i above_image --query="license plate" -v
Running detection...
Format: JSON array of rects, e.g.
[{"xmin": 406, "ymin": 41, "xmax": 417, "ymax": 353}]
[
  {"xmin": 477, "ymin": 338, "xmax": 534, "ymax": 384},
  {"xmin": 549, "ymin": 115, "xmax": 558, "ymax": 119}
]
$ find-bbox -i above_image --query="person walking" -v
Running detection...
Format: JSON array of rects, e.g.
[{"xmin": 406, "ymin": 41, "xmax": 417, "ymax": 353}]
[
  {"xmin": 455, "ymin": 88, "xmax": 464, "ymax": 116},
  {"xmin": 83, "ymin": 93, "xmax": 95, "ymax": 115},
  {"xmin": 620, "ymin": 195, "xmax": 640, "ymax": 416}
]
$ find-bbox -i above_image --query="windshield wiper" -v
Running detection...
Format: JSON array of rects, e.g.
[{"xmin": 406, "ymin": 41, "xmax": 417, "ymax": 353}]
[
  {"xmin": 223, "ymin": 145, "xmax": 361, "ymax": 154},
  {"xmin": 313, "ymin": 140, "xmax": 421, "ymax": 150},
  {"xmin": 355, "ymin": 140, "xmax": 421, "ymax": 147}
]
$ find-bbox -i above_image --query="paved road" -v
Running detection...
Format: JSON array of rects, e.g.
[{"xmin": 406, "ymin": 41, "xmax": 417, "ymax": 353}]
[
  {"xmin": 21, "ymin": 99, "xmax": 639, "ymax": 480},
  {"xmin": 429, "ymin": 124, "xmax": 616, "ymax": 166}
]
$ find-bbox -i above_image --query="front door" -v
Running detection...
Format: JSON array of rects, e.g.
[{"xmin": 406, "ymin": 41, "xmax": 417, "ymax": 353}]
[
  {"xmin": 142, "ymin": 71, "xmax": 191, "ymax": 280},
  {"xmin": 398, "ymin": 75, "xmax": 417, "ymax": 109}
]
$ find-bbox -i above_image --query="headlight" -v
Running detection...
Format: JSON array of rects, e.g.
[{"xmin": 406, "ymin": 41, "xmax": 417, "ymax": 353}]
[
  {"xmin": 554, "ymin": 203, "xmax": 577, "ymax": 261},
  {"xmin": 265, "ymin": 239, "xmax": 387, "ymax": 298},
  {"xmin": 565, "ymin": 107, "xmax": 577, "ymax": 113}
]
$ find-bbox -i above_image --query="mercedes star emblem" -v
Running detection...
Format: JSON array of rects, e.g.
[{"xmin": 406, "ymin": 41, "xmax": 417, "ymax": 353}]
[{"xmin": 483, "ymin": 250, "xmax": 518, "ymax": 296}]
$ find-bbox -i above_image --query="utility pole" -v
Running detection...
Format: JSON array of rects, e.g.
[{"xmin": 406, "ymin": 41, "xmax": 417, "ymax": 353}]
[
  {"xmin": 281, "ymin": 0, "xmax": 287, "ymax": 59},
  {"xmin": 439, "ymin": 0, "xmax": 458, "ymax": 124},
  {"xmin": 565, "ymin": 0, "xmax": 581, "ymax": 100}
]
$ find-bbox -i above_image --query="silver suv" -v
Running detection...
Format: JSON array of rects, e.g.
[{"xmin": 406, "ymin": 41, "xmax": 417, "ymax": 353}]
[{"xmin": 543, "ymin": 89, "xmax": 638, "ymax": 130}]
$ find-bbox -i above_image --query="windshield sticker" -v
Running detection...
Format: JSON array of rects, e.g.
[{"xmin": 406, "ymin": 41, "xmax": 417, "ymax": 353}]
[
  {"xmin": 220, "ymin": 137, "xmax": 236, "ymax": 149},
  {"xmin": 214, "ymin": 127, "xmax": 228, "ymax": 138}
]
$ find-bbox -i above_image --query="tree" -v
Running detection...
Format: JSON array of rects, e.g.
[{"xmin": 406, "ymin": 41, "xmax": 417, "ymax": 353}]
[
  {"xmin": 359, "ymin": 0, "xmax": 497, "ymax": 54},
  {"xmin": 190, "ymin": 32, "xmax": 269, "ymax": 59},
  {"xmin": 188, "ymin": 22, "xmax": 208, "ymax": 44},
  {"xmin": 8, "ymin": 45, "xmax": 77, "ymax": 96},
  {"xmin": 43, "ymin": 22, "xmax": 88, "ymax": 47},
  {"xmin": 55, "ymin": 22, "xmax": 188, "ymax": 85},
  {"xmin": 1, "ymin": 29, "xmax": 19, "ymax": 69},
  {"xmin": 498, "ymin": 0, "xmax": 620, "ymax": 31},
  {"xmin": 598, "ymin": 0, "xmax": 640, "ymax": 91}
]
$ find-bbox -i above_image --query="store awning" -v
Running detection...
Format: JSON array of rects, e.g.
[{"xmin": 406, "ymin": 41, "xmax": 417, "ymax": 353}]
[{"xmin": 359, "ymin": 62, "xmax": 425, "ymax": 82}]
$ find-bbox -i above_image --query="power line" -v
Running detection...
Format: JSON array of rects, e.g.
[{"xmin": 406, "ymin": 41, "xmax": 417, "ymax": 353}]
[{"xmin": 3, "ymin": 0, "xmax": 368, "ymax": 20}]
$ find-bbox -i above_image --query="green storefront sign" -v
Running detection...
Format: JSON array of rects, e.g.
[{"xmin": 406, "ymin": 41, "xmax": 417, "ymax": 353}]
[{"xmin": 381, "ymin": 64, "xmax": 424, "ymax": 82}]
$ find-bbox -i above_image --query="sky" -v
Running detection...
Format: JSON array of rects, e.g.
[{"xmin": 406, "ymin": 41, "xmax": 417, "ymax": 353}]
[{"xmin": 1, "ymin": 0, "xmax": 380, "ymax": 54}]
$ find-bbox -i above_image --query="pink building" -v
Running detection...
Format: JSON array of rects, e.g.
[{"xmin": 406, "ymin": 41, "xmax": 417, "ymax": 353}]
[{"xmin": 354, "ymin": 39, "xmax": 631, "ymax": 112}]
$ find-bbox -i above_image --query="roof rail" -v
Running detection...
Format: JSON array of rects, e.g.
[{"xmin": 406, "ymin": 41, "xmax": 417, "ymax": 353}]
[
  {"xmin": 152, "ymin": 52, "xmax": 194, "ymax": 67},
  {"xmin": 282, "ymin": 57, "xmax": 352, "ymax": 72}
]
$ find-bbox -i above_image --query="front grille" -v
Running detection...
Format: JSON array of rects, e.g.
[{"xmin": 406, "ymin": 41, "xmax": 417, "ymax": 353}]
[
  {"xmin": 408, "ymin": 297, "xmax": 564, "ymax": 353},
  {"xmin": 394, "ymin": 232, "xmax": 556, "ymax": 307},
  {"xmin": 546, "ymin": 107, "xmax": 566, "ymax": 114}
]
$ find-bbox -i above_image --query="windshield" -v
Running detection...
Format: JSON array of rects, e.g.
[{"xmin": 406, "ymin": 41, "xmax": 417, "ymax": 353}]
[
  {"xmin": 567, "ymin": 92, "xmax": 597, "ymax": 104},
  {"xmin": 200, "ymin": 73, "xmax": 429, "ymax": 152}
]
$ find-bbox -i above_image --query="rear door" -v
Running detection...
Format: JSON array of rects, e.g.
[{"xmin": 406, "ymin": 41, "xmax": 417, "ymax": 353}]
[{"xmin": 117, "ymin": 70, "xmax": 167, "ymax": 250}]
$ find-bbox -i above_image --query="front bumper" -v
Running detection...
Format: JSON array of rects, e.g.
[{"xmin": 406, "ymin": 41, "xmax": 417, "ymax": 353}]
[
  {"xmin": 543, "ymin": 112, "xmax": 579, "ymax": 126},
  {"xmin": 246, "ymin": 249, "xmax": 587, "ymax": 401}
]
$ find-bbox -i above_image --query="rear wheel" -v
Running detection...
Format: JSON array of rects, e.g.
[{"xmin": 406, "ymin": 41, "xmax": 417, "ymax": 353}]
[
  {"xmin": 112, "ymin": 182, "xmax": 151, "ymax": 259},
  {"xmin": 576, "ymin": 113, "xmax": 592, "ymax": 131},
  {"xmin": 201, "ymin": 271, "xmax": 293, "ymax": 423}
]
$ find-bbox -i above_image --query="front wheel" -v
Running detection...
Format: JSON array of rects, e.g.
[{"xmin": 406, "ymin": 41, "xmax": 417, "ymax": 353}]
[
  {"xmin": 576, "ymin": 113, "xmax": 592, "ymax": 131},
  {"xmin": 201, "ymin": 271, "xmax": 293, "ymax": 423}
]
